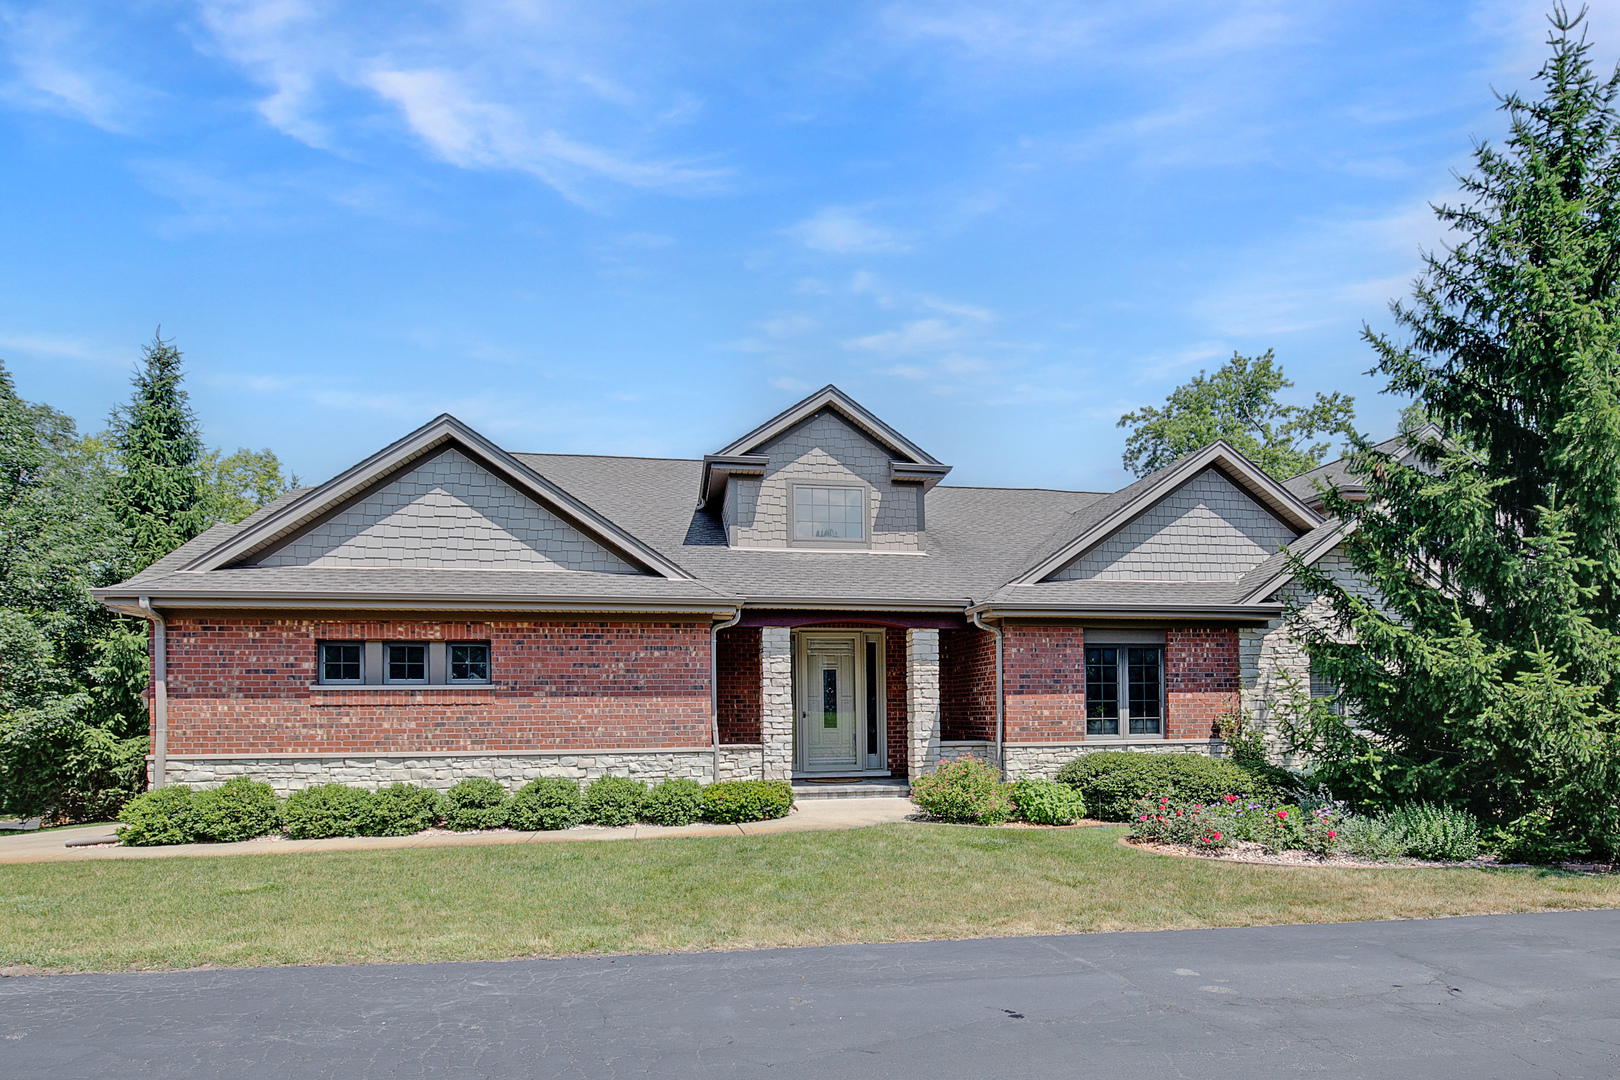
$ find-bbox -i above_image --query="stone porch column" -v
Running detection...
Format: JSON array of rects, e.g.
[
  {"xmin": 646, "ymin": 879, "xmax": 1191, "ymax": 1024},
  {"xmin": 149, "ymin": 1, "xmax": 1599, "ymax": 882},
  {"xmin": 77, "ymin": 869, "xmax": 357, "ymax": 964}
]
[
  {"xmin": 906, "ymin": 628, "xmax": 941, "ymax": 778},
  {"xmin": 760, "ymin": 626, "xmax": 794, "ymax": 781}
]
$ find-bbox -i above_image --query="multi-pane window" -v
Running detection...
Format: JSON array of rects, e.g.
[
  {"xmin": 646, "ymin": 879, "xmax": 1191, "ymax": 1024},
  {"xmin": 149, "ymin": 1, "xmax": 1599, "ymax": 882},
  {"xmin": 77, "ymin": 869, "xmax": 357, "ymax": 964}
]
[
  {"xmin": 386, "ymin": 644, "xmax": 427, "ymax": 683},
  {"xmin": 317, "ymin": 640, "xmax": 493, "ymax": 686},
  {"xmin": 450, "ymin": 643, "xmax": 490, "ymax": 683},
  {"xmin": 792, "ymin": 485, "xmax": 865, "ymax": 542},
  {"xmin": 1310, "ymin": 663, "xmax": 1344, "ymax": 717},
  {"xmin": 320, "ymin": 642, "xmax": 362, "ymax": 684},
  {"xmin": 1086, "ymin": 645, "xmax": 1163, "ymax": 736}
]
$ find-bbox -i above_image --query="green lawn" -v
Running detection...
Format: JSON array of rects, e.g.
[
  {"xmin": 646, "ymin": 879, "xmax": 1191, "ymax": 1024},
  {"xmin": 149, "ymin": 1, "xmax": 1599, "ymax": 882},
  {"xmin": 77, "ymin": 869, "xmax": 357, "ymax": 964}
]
[{"xmin": 2, "ymin": 824, "xmax": 1615, "ymax": 973}]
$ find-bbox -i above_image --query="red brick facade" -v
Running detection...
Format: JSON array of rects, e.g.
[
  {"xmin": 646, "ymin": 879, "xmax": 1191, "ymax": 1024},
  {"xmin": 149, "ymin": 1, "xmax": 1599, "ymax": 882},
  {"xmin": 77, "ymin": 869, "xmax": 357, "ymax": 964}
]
[
  {"xmin": 1003, "ymin": 625, "xmax": 1089, "ymax": 742},
  {"xmin": 716, "ymin": 626, "xmax": 761, "ymax": 744},
  {"xmin": 1000, "ymin": 624, "xmax": 1240, "ymax": 743},
  {"xmin": 158, "ymin": 617, "xmax": 712, "ymax": 755},
  {"xmin": 150, "ymin": 616, "xmax": 1241, "ymax": 761},
  {"xmin": 940, "ymin": 628, "xmax": 996, "ymax": 741},
  {"xmin": 1164, "ymin": 627, "xmax": 1240, "ymax": 738}
]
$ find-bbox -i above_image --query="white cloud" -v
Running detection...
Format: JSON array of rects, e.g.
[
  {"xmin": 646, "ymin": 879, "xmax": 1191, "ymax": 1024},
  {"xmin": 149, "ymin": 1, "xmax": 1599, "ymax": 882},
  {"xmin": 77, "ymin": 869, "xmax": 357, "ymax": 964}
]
[
  {"xmin": 0, "ymin": 7, "xmax": 149, "ymax": 130},
  {"xmin": 192, "ymin": 0, "xmax": 728, "ymax": 201},
  {"xmin": 789, "ymin": 206, "xmax": 909, "ymax": 254}
]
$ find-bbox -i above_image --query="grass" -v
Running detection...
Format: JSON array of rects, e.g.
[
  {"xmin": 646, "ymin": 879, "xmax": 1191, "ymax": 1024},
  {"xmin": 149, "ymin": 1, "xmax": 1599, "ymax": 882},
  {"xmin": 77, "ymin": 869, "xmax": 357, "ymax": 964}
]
[{"xmin": 2, "ymin": 824, "xmax": 1616, "ymax": 973}]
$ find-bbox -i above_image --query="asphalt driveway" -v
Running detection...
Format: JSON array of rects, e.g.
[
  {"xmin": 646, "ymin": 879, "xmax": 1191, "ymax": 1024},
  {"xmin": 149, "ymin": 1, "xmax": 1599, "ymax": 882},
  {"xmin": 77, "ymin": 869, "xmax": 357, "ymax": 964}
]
[{"xmin": 3, "ymin": 909, "xmax": 1616, "ymax": 1079}]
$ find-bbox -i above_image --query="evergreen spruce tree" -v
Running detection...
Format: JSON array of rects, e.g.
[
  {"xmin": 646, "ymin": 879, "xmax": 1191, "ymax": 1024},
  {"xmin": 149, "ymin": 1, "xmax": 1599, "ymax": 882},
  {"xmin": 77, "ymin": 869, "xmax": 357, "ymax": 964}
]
[
  {"xmin": 110, "ymin": 332, "xmax": 209, "ymax": 569},
  {"xmin": 1286, "ymin": 7, "xmax": 1620, "ymax": 861}
]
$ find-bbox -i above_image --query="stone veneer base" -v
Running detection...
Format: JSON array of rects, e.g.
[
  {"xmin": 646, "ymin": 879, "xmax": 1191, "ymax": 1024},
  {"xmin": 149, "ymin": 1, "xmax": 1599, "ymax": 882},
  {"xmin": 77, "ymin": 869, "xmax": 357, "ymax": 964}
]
[
  {"xmin": 159, "ymin": 746, "xmax": 769, "ymax": 794},
  {"xmin": 1001, "ymin": 740, "xmax": 1224, "ymax": 779}
]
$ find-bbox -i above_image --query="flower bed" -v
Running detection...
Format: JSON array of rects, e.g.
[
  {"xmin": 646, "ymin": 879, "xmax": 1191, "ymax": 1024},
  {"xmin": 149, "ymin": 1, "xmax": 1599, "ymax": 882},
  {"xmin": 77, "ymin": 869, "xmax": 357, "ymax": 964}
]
[{"xmin": 1126, "ymin": 793, "xmax": 1486, "ymax": 864}]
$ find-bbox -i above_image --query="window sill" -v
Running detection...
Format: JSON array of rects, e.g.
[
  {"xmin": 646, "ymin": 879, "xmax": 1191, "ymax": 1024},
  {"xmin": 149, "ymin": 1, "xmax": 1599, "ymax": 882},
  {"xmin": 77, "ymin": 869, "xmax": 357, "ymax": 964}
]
[{"xmin": 308, "ymin": 684, "xmax": 493, "ymax": 691}]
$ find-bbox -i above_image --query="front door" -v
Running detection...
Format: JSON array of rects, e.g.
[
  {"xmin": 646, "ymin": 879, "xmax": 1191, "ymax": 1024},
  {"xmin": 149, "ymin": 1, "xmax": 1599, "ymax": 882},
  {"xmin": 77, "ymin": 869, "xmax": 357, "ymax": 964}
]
[{"xmin": 799, "ymin": 635, "xmax": 859, "ymax": 772}]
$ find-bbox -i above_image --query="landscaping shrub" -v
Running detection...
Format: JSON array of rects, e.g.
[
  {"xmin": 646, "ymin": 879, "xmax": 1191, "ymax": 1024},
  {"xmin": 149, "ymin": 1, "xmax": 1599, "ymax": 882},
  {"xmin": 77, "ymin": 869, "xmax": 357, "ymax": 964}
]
[
  {"xmin": 701, "ymin": 780, "xmax": 793, "ymax": 824},
  {"xmin": 444, "ymin": 777, "xmax": 510, "ymax": 830},
  {"xmin": 365, "ymin": 783, "xmax": 446, "ymax": 836},
  {"xmin": 641, "ymin": 777, "xmax": 704, "ymax": 826},
  {"xmin": 192, "ymin": 777, "xmax": 282, "ymax": 842},
  {"xmin": 1383, "ymin": 803, "xmax": 1481, "ymax": 861},
  {"xmin": 1055, "ymin": 751, "xmax": 1283, "ymax": 821},
  {"xmin": 909, "ymin": 758, "xmax": 1014, "ymax": 825},
  {"xmin": 1008, "ymin": 778, "xmax": 1085, "ymax": 825},
  {"xmin": 1489, "ymin": 807, "xmax": 1589, "ymax": 865},
  {"xmin": 115, "ymin": 784, "xmax": 196, "ymax": 846},
  {"xmin": 1338, "ymin": 813, "xmax": 1404, "ymax": 860},
  {"xmin": 283, "ymin": 783, "xmax": 373, "ymax": 839},
  {"xmin": 506, "ymin": 778, "xmax": 583, "ymax": 831},
  {"xmin": 583, "ymin": 776, "xmax": 647, "ymax": 826},
  {"xmin": 1128, "ymin": 794, "xmax": 1231, "ymax": 850}
]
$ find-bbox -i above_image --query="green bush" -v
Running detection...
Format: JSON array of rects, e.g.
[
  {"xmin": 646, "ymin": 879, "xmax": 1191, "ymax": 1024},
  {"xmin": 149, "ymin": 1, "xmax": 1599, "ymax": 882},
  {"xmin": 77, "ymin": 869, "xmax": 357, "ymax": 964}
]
[
  {"xmin": 445, "ymin": 777, "xmax": 510, "ymax": 830},
  {"xmin": 1489, "ymin": 807, "xmax": 1589, "ymax": 865},
  {"xmin": 583, "ymin": 776, "xmax": 647, "ymax": 826},
  {"xmin": 910, "ymin": 758, "xmax": 1014, "ymax": 825},
  {"xmin": 365, "ymin": 783, "xmax": 445, "ymax": 836},
  {"xmin": 1384, "ymin": 803, "xmax": 1481, "ymax": 861},
  {"xmin": 642, "ymin": 777, "xmax": 704, "ymax": 826},
  {"xmin": 115, "ymin": 784, "xmax": 196, "ymax": 846},
  {"xmin": 1008, "ymin": 778, "xmax": 1085, "ymax": 825},
  {"xmin": 283, "ymin": 783, "xmax": 373, "ymax": 839},
  {"xmin": 1054, "ymin": 751, "xmax": 1283, "ymax": 821},
  {"xmin": 701, "ymin": 780, "xmax": 793, "ymax": 824},
  {"xmin": 1338, "ymin": 813, "xmax": 1403, "ymax": 860},
  {"xmin": 507, "ymin": 778, "xmax": 583, "ymax": 831},
  {"xmin": 192, "ymin": 777, "xmax": 282, "ymax": 842}
]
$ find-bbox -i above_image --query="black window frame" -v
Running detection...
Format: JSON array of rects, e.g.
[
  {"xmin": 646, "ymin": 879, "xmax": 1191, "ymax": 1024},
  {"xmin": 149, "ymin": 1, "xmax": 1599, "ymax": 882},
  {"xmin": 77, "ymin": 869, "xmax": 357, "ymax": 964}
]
[
  {"xmin": 1085, "ymin": 643, "xmax": 1164, "ymax": 737},
  {"xmin": 319, "ymin": 641, "xmax": 364, "ymax": 685},
  {"xmin": 448, "ymin": 642, "xmax": 492, "ymax": 684}
]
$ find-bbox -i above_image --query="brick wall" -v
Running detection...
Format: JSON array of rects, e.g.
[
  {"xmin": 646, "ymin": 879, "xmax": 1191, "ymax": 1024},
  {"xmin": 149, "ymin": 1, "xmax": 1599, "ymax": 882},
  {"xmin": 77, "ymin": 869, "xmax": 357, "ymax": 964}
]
[
  {"xmin": 1165, "ymin": 626, "xmax": 1239, "ymax": 738},
  {"xmin": 156, "ymin": 617, "xmax": 712, "ymax": 755},
  {"xmin": 716, "ymin": 626, "xmax": 761, "ymax": 743},
  {"xmin": 940, "ymin": 628, "xmax": 995, "ymax": 741},
  {"xmin": 886, "ymin": 631, "xmax": 908, "ymax": 772},
  {"xmin": 1003, "ymin": 625, "xmax": 1087, "ymax": 741}
]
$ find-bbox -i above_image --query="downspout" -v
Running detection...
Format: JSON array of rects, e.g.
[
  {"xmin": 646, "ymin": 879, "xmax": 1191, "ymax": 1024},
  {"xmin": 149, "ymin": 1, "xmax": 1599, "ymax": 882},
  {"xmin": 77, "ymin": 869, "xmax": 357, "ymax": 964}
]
[
  {"xmin": 969, "ymin": 610, "xmax": 1005, "ymax": 779},
  {"xmin": 137, "ymin": 596, "xmax": 167, "ymax": 789},
  {"xmin": 710, "ymin": 610, "xmax": 742, "ymax": 783}
]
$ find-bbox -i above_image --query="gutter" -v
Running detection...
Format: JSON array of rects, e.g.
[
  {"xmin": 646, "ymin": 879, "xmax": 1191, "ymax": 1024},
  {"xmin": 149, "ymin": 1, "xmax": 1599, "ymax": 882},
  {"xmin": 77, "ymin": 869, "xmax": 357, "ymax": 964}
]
[
  {"xmin": 966, "ymin": 602, "xmax": 1282, "ymax": 622},
  {"xmin": 710, "ymin": 609, "xmax": 742, "ymax": 783},
  {"xmin": 969, "ymin": 610, "xmax": 1005, "ymax": 779},
  {"xmin": 91, "ymin": 591, "xmax": 740, "ymax": 618},
  {"xmin": 136, "ymin": 597, "xmax": 167, "ymax": 789}
]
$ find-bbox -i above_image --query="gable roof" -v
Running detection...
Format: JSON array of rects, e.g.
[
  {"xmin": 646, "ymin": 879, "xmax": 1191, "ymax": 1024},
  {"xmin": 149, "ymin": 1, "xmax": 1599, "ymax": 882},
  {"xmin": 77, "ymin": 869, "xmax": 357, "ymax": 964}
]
[
  {"xmin": 1010, "ymin": 440, "xmax": 1323, "ymax": 585},
  {"xmin": 177, "ymin": 414, "xmax": 693, "ymax": 580},
  {"xmin": 1282, "ymin": 425, "xmax": 1442, "ymax": 507},
  {"xmin": 700, "ymin": 385, "xmax": 951, "ymax": 508}
]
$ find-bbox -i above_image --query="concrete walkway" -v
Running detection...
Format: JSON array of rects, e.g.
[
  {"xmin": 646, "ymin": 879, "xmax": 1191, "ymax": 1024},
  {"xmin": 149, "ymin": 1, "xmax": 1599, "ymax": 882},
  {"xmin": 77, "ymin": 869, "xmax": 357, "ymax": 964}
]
[{"xmin": 0, "ymin": 797, "xmax": 919, "ymax": 865}]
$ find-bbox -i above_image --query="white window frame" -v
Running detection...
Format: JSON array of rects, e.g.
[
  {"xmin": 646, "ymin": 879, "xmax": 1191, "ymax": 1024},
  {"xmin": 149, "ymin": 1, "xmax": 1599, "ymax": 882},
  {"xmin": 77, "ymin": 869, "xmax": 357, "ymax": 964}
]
[{"xmin": 787, "ymin": 482, "xmax": 869, "ymax": 549}]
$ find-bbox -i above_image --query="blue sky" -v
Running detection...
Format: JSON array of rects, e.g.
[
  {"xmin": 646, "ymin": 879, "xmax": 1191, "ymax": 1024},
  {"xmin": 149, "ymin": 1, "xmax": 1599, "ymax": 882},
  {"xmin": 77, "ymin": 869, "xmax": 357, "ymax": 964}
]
[{"xmin": 0, "ymin": 1, "xmax": 1613, "ymax": 491}]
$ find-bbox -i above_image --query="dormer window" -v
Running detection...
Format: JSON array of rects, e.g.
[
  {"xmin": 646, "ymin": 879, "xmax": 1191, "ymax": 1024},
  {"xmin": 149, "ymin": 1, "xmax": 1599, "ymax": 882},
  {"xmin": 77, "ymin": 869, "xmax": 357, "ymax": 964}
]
[{"xmin": 792, "ymin": 484, "xmax": 866, "ymax": 546}]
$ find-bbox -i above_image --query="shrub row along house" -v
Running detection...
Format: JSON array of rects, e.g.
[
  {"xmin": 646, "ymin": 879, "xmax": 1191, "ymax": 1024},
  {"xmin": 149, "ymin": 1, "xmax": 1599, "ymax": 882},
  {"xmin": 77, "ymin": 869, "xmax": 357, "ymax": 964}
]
[{"xmin": 92, "ymin": 386, "xmax": 1385, "ymax": 794}]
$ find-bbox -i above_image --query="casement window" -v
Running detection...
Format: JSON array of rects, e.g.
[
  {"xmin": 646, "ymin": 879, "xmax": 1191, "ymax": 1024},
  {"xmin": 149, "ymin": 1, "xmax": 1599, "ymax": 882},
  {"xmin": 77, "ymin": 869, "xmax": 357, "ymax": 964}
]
[
  {"xmin": 449, "ymin": 643, "xmax": 490, "ymax": 683},
  {"xmin": 315, "ymin": 641, "xmax": 492, "ymax": 686},
  {"xmin": 791, "ymin": 484, "xmax": 866, "ymax": 545},
  {"xmin": 1310, "ymin": 663, "xmax": 1344, "ymax": 717},
  {"xmin": 1085, "ymin": 644, "xmax": 1164, "ymax": 736},
  {"xmin": 386, "ymin": 644, "xmax": 427, "ymax": 684},
  {"xmin": 319, "ymin": 642, "xmax": 363, "ymax": 685}
]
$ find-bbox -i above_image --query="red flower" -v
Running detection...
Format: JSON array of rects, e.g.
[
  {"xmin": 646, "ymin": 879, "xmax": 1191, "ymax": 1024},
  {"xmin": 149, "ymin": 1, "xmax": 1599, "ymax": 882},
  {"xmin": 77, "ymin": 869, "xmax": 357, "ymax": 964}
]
[
  {"xmin": 1212, "ymin": 832, "xmax": 1221, "ymax": 841},
  {"xmin": 1327, "ymin": 830, "xmax": 1336, "ymax": 838},
  {"xmin": 1276, "ymin": 810, "xmax": 1287, "ymax": 819},
  {"xmin": 1223, "ymin": 794, "xmax": 1237, "ymax": 803}
]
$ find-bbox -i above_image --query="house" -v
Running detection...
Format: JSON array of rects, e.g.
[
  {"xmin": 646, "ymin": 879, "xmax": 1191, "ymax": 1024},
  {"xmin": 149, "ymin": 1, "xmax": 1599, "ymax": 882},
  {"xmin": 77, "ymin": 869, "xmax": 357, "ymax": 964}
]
[{"xmin": 91, "ymin": 385, "xmax": 1364, "ymax": 794}]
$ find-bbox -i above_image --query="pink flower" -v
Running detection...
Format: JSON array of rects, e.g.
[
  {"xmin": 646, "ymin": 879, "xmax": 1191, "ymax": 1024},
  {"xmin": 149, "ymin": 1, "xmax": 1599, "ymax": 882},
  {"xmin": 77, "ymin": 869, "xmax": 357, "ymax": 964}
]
[
  {"xmin": 1327, "ymin": 830, "xmax": 1336, "ymax": 838},
  {"xmin": 1212, "ymin": 832, "xmax": 1221, "ymax": 841},
  {"xmin": 1223, "ymin": 794, "xmax": 1237, "ymax": 803},
  {"xmin": 1139, "ymin": 814, "xmax": 1148, "ymax": 821},
  {"xmin": 1276, "ymin": 810, "xmax": 1287, "ymax": 819}
]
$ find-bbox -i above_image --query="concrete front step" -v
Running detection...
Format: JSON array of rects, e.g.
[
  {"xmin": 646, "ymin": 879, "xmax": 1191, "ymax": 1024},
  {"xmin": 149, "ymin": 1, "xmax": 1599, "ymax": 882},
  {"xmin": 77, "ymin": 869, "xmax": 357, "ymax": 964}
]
[{"xmin": 791, "ymin": 778, "xmax": 911, "ymax": 800}]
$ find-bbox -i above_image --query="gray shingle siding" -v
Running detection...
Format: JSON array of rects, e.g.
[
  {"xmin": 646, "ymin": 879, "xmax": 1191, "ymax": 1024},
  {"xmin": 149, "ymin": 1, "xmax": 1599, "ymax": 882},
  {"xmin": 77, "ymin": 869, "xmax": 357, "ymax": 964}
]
[
  {"xmin": 728, "ymin": 410, "xmax": 922, "ymax": 551},
  {"xmin": 256, "ymin": 448, "xmax": 636, "ymax": 573},
  {"xmin": 1048, "ymin": 469, "xmax": 1299, "ymax": 582}
]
